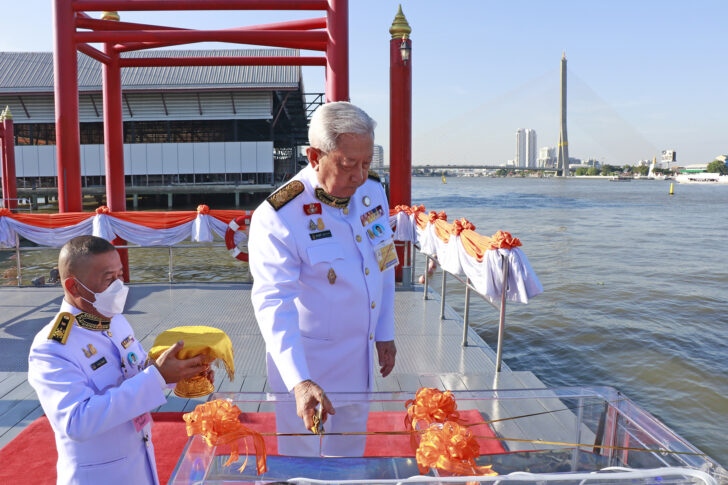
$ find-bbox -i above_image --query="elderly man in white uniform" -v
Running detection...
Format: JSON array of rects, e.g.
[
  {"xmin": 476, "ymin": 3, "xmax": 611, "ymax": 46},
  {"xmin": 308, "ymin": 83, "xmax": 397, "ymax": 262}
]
[
  {"xmin": 249, "ymin": 102, "xmax": 397, "ymax": 457},
  {"xmin": 28, "ymin": 235, "xmax": 210, "ymax": 485}
]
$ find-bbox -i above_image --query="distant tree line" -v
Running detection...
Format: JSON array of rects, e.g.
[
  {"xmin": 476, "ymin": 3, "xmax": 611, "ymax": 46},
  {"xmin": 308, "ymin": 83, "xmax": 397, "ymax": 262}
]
[{"xmin": 707, "ymin": 160, "xmax": 728, "ymax": 174}]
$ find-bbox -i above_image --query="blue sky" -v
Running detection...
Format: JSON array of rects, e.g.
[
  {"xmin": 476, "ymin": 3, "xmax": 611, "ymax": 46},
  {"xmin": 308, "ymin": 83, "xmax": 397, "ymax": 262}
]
[{"xmin": 2, "ymin": 1, "xmax": 726, "ymax": 165}]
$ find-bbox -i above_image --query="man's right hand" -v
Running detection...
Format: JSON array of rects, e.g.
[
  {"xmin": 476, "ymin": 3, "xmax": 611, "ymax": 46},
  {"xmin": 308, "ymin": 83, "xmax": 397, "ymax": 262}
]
[
  {"xmin": 293, "ymin": 379, "xmax": 336, "ymax": 431},
  {"xmin": 154, "ymin": 340, "xmax": 209, "ymax": 384}
]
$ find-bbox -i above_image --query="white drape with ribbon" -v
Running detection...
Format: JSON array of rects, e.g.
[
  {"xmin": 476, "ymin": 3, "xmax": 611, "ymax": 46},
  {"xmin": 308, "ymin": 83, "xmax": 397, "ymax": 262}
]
[
  {"xmin": 388, "ymin": 211, "xmax": 543, "ymax": 304},
  {"xmin": 0, "ymin": 212, "xmax": 234, "ymax": 249}
]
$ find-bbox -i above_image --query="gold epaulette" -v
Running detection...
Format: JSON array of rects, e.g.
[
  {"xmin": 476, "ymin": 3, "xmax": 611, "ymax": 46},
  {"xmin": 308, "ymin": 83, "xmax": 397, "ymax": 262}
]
[
  {"xmin": 367, "ymin": 170, "xmax": 381, "ymax": 182},
  {"xmin": 48, "ymin": 312, "xmax": 75, "ymax": 345},
  {"xmin": 267, "ymin": 180, "xmax": 304, "ymax": 211}
]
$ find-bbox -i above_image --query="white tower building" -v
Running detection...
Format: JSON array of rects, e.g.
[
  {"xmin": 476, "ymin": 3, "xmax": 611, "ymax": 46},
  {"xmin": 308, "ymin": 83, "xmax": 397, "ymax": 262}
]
[
  {"xmin": 526, "ymin": 129, "xmax": 537, "ymax": 168},
  {"xmin": 515, "ymin": 129, "xmax": 526, "ymax": 168}
]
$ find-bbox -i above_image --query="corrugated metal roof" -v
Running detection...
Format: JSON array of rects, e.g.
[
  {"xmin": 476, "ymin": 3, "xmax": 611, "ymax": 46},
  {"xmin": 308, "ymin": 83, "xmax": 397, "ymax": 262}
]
[{"xmin": 0, "ymin": 49, "xmax": 302, "ymax": 93}]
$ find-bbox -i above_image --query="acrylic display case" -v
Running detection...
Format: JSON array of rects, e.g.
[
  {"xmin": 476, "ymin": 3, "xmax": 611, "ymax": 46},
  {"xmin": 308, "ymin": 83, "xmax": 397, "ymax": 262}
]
[{"xmin": 168, "ymin": 387, "xmax": 724, "ymax": 485}]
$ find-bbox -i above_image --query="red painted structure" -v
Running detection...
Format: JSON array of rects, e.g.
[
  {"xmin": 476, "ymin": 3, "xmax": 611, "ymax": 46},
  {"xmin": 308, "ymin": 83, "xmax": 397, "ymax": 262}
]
[
  {"xmin": 388, "ymin": 8, "xmax": 412, "ymax": 281},
  {"xmin": 52, "ymin": 0, "xmax": 349, "ymax": 215},
  {"xmin": 0, "ymin": 110, "xmax": 18, "ymax": 211},
  {"xmin": 52, "ymin": 0, "xmax": 349, "ymax": 279}
]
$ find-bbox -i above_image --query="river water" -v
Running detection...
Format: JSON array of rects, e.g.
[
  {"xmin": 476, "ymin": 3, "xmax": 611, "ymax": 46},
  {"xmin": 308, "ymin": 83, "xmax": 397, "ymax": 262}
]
[
  {"xmin": 1, "ymin": 176, "xmax": 726, "ymax": 464},
  {"xmin": 415, "ymin": 176, "xmax": 727, "ymax": 465}
]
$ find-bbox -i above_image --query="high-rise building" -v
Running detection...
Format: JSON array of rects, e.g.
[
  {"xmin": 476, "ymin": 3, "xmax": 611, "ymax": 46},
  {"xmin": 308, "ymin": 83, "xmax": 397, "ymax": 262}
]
[
  {"xmin": 538, "ymin": 146, "xmax": 556, "ymax": 168},
  {"xmin": 515, "ymin": 129, "xmax": 526, "ymax": 167},
  {"xmin": 526, "ymin": 129, "xmax": 537, "ymax": 168},
  {"xmin": 372, "ymin": 144, "xmax": 385, "ymax": 172},
  {"xmin": 516, "ymin": 129, "xmax": 537, "ymax": 168}
]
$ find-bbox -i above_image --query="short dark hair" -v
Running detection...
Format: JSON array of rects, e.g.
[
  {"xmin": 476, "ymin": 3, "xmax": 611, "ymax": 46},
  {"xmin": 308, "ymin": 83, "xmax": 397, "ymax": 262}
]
[{"xmin": 59, "ymin": 236, "xmax": 116, "ymax": 280}]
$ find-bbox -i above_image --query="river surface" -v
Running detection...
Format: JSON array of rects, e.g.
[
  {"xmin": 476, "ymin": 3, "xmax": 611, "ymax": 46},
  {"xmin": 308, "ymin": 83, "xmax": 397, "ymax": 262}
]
[
  {"xmin": 2, "ymin": 176, "xmax": 726, "ymax": 464},
  {"xmin": 414, "ymin": 176, "xmax": 727, "ymax": 465}
]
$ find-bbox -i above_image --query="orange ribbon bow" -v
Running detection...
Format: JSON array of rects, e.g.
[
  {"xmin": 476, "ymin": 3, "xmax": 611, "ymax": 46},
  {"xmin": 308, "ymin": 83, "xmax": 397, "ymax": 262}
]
[
  {"xmin": 404, "ymin": 387, "xmax": 463, "ymax": 450},
  {"xmin": 0, "ymin": 208, "xmax": 11, "ymax": 217},
  {"xmin": 415, "ymin": 421, "xmax": 497, "ymax": 477},
  {"xmin": 489, "ymin": 230, "xmax": 522, "ymax": 250},
  {"xmin": 196, "ymin": 204, "xmax": 210, "ymax": 215},
  {"xmin": 428, "ymin": 211, "xmax": 448, "ymax": 224},
  {"xmin": 451, "ymin": 218, "xmax": 476, "ymax": 235},
  {"xmin": 393, "ymin": 204, "xmax": 426, "ymax": 215},
  {"xmin": 183, "ymin": 399, "xmax": 267, "ymax": 475},
  {"xmin": 95, "ymin": 206, "xmax": 110, "ymax": 214}
]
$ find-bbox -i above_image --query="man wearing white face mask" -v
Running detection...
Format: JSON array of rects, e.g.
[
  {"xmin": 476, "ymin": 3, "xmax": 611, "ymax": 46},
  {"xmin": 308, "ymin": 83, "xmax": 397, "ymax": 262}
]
[{"xmin": 28, "ymin": 235, "xmax": 210, "ymax": 485}]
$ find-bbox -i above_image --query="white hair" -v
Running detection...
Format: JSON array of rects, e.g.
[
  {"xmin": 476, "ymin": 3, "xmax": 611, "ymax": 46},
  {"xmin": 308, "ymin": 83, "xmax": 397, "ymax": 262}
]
[{"xmin": 308, "ymin": 101, "xmax": 376, "ymax": 152}]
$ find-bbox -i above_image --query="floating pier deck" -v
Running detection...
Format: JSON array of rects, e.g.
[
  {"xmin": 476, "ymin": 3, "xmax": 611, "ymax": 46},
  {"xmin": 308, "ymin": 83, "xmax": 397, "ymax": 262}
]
[{"xmin": 0, "ymin": 283, "xmax": 590, "ymax": 453}]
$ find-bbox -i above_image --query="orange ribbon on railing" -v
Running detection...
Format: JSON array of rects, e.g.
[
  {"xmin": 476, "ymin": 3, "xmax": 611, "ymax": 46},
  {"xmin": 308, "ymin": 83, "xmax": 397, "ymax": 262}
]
[
  {"xmin": 428, "ymin": 210, "xmax": 447, "ymax": 224},
  {"xmin": 488, "ymin": 230, "xmax": 521, "ymax": 250},
  {"xmin": 95, "ymin": 206, "xmax": 110, "ymax": 214},
  {"xmin": 196, "ymin": 204, "xmax": 210, "ymax": 215},
  {"xmin": 451, "ymin": 218, "xmax": 476, "ymax": 235},
  {"xmin": 183, "ymin": 399, "xmax": 267, "ymax": 475},
  {"xmin": 393, "ymin": 204, "xmax": 426, "ymax": 215},
  {"xmin": 415, "ymin": 421, "xmax": 498, "ymax": 477}
]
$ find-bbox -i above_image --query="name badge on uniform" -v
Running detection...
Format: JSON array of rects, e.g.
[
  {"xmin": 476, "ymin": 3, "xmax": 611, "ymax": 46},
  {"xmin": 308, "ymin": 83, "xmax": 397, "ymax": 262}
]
[
  {"xmin": 374, "ymin": 239, "xmax": 399, "ymax": 272},
  {"xmin": 90, "ymin": 357, "xmax": 107, "ymax": 371},
  {"xmin": 310, "ymin": 230, "xmax": 332, "ymax": 241}
]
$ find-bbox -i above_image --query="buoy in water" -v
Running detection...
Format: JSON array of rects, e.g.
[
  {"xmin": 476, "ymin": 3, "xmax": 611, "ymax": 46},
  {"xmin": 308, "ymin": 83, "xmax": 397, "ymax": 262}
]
[{"xmin": 669, "ymin": 182, "xmax": 674, "ymax": 195}]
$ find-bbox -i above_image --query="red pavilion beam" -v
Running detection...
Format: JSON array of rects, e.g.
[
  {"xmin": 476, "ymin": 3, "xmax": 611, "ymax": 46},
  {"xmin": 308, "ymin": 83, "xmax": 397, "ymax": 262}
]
[
  {"xmin": 77, "ymin": 43, "xmax": 111, "ymax": 63},
  {"xmin": 72, "ymin": 0, "xmax": 329, "ymax": 11},
  {"xmin": 76, "ymin": 16, "xmax": 326, "ymax": 32},
  {"xmin": 119, "ymin": 56, "xmax": 326, "ymax": 67},
  {"xmin": 75, "ymin": 29, "xmax": 328, "ymax": 50}
]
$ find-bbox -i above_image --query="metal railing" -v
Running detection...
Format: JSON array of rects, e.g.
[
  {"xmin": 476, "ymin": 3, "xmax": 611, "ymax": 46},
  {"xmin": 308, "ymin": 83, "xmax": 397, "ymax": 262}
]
[
  {"xmin": 0, "ymin": 198, "xmax": 33, "ymax": 212},
  {"xmin": 420, "ymin": 247, "xmax": 510, "ymax": 373},
  {"xmin": 2, "ymin": 240, "xmax": 251, "ymax": 287}
]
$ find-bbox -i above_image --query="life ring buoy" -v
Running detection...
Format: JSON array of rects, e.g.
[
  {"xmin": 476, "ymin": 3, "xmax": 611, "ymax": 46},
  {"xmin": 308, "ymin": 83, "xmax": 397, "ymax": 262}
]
[{"xmin": 225, "ymin": 215, "xmax": 251, "ymax": 261}]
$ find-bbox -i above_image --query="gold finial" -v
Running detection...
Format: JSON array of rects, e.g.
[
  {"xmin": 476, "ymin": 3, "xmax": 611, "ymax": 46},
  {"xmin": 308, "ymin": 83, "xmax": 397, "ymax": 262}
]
[
  {"xmin": 101, "ymin": 11, "xmax": 120, "ymax": 21},
  {"xmin": 389, "ymin": 4, "xmax": 411, "ymax": 39},
  {"xmin": 3, "ymin": 106, "xmax": 12, "ymax": 120}
]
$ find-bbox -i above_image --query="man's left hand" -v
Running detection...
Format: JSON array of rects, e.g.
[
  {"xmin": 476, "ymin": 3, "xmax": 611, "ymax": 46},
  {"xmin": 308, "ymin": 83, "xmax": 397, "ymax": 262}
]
[{"xmin": 376, "ymin": 340, "xmax": 396, "ymax": 378}]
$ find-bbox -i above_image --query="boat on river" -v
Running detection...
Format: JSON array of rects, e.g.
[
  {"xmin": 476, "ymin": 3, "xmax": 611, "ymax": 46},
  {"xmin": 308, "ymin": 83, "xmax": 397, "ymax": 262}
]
[{"xmin": 675, "ymin": 173, "xmax": 728, "ymax": 184}]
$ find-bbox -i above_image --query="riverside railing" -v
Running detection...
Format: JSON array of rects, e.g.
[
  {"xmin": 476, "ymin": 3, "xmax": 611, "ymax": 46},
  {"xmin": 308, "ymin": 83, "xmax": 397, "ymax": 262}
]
[
  {"xmin": 4, "ymin": 239, "xmax": 418, "ymax": 288},
  {"xmin": 1, "ymin": 240, "xmax": 251, "ymax": 286},
  {"xmin": 419, "ymin": 244, "xmax": 510, "ymax": 373}
]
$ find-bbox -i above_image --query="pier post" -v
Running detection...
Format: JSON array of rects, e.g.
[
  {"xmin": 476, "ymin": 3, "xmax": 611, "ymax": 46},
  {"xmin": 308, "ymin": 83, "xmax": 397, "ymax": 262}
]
[
  {"xmin": 1, "ymin": 107, "xmax": 18, "ymax": 210},
  {"xmin": 167, "ymin": 193, "xmax": 173, "ymax": 208},
  {"xmin": 133, "ymin": 193, "xmax": 139, "ymax": 209},
  {"xmin": 235, "ymin": 191, "xmax": 240, "ymax": 207},
  {"xmin": 53, "ymin": 0, "xmax": 82, "ymax": 212},
  {"xmin": 389, "ymin": 6, "xmax": 412, "ymax": 282}
]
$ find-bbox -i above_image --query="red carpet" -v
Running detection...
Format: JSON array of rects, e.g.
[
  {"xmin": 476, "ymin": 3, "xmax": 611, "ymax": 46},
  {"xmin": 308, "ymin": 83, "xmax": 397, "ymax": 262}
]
[{"xmin": 0, "ymin": 410, "xmax": 504, "ymax": 485}]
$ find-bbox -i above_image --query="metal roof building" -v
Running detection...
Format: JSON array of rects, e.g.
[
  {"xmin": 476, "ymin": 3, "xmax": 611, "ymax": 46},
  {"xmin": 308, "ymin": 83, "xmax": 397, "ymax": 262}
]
[{"xmin": 0, "ymin": 49, "xmax": 316, "ymax": 193}]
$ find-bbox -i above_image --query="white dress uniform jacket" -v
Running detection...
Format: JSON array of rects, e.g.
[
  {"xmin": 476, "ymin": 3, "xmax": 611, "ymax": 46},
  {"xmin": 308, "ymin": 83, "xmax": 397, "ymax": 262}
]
[
  {"xmin": 249, "ymin": 165, "xmax": 396, "ymax": 455},
  {"xmin": 28, "ymin": 300, "xmax": 168, "ymax": 485}
]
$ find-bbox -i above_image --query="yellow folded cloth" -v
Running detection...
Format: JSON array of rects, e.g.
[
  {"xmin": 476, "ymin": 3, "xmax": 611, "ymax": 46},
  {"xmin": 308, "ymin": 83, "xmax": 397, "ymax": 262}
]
[{"xmin": 148, "ymin": 326, "xmax": 234, "ymax": 398}]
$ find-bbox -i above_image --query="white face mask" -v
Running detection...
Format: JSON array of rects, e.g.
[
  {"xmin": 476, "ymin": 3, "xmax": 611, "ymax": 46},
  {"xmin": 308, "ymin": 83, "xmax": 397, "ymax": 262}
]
[{"xmin": 75, "ymin": 278, "xmax": 129, "ymax": 317}]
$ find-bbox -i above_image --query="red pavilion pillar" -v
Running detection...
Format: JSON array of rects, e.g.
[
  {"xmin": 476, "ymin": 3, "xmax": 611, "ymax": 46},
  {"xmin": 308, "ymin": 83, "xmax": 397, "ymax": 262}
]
[
  {"xmin": 389, "ymin": 6, "xmax": 412, "ymax": 281},
  {"xmin": 102, "ymin": 11, "xmax": 129, "ymax": 281},
  {"xmin": 326, "ymin": 0, "xmax": 349, "ymax": 102},
  {"xmin": 53, "ymin": 0, "xmax": 82, "ymax": 212}
]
